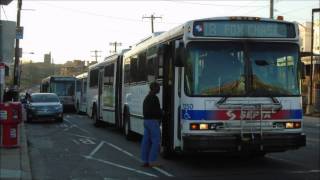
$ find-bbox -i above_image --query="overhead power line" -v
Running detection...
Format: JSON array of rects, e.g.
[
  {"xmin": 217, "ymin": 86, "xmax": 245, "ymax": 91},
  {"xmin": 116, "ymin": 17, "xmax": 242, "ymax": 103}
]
[
  {"xmin": 167, "ymin": 0, "xmax": 268, "ymax": 7},
  {"xmin": 38, "ymin": 2, "xmax": 180, "ymax": 25},
  {"xmin": 1, "ymin": 6, "xmax": 8, "ymax": 20}
]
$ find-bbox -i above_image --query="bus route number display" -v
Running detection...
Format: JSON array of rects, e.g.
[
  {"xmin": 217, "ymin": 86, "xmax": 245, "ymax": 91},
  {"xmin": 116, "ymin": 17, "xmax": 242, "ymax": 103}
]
[{"xmin": 193, "ymin": 20, "xmax": 295, "ymax": 38}]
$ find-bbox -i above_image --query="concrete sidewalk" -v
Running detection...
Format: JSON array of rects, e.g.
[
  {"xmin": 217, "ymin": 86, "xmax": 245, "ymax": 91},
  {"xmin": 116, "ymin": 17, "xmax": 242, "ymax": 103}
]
[{"xmin": 0, "ymin": 122, "xmax": 32, "ymax": 180}]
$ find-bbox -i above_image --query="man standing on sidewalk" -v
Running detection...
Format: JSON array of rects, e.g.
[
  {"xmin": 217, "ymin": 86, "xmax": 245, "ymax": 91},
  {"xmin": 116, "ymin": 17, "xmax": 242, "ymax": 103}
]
[{"xmin": 141, "ymin": 82, "xmax": 162, "ymax": 167}]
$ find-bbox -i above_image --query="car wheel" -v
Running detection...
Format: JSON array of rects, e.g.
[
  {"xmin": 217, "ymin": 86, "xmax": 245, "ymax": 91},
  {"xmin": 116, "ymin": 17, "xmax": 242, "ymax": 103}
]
[{"xmin": 56, "ymin": 117, "xmax": 63, "ymax": 123}]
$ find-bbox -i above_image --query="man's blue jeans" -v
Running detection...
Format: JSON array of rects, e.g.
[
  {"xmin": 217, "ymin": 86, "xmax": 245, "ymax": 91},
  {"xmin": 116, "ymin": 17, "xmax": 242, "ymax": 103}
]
[{"xmin": 141, "ymin": 119, "xmax": 160, "ymax": 164}]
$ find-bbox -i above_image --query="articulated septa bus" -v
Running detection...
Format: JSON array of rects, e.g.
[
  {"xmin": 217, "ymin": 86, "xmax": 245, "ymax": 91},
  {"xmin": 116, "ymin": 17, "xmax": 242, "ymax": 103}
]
[
  {"xmin": 87, "ymin": 50, "xmax": 129, "ymax": 128},
  {"xmin": 75, "ymin": 72, "xmax": 88, "ymax": 113},
  {"xmin": 87, "ymin": 16, "xmax": 306, "ymax": 157},
  {"xmin": 40, "ymin": 75, "xmax": 76, "ymax": 109}
]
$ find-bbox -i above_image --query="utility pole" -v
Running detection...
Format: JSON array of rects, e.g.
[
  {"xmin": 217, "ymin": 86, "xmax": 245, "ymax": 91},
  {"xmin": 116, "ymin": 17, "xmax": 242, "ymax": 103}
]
[
  {"xmin": 109, "ymin": 41, "xmax": 122, "ymax": 54},
  {"xmin": 143, "ymin": 14, "xmax": 162, "ymax": 33},
  {"xmin": 91, "ymin": 50, "xmax": 102, "ymax": 63},
  {"xmin": 270, "ymin": 0, "xmax": 274, "ymax": 19},
  {"xmin": 13, "ymin": 0, "xmax": 22, "ymax": 89},
  {"xmin": 307, "ymin": 8, "xmax": 320, "ymax": 114}
]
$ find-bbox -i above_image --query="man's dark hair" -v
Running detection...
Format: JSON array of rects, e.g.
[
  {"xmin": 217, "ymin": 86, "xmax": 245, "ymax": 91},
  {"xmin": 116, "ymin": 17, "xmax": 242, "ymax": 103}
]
[{"xmin": 149, "ymin": 82, "xmax": 160, "ymax": 91}]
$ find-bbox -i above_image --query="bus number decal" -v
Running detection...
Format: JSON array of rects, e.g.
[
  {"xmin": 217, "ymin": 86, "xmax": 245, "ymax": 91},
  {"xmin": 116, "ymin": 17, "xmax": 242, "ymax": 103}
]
[{"xmin": 182, "ymin": 104, "xmax": 193, "ymax": 110}]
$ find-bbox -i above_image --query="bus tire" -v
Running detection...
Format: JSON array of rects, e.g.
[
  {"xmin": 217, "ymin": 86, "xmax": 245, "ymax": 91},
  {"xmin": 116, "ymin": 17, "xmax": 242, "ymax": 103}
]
[
  {"xmin": 76, "ymin": 102, "xmax": 80, "ymax": 114},
  {"xmin": 123, "ymin": 109, "xmax": 134, "ymax": 140},
  {"xmin": 92, "ymin": 106, "xmax": 103, "ymax": 127}
]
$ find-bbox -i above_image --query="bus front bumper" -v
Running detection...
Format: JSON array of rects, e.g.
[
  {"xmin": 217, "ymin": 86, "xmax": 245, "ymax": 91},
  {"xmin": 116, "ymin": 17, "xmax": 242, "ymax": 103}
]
[{"xmin": 183, "ymin": 133, "xmax": 306, "ymax": 152}]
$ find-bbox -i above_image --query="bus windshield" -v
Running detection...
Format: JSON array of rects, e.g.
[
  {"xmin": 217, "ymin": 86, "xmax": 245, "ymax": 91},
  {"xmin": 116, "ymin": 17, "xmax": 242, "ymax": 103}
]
[
  {"xmin": 185, "ymin": 42, "xmax": 245, "ymax": 96},
  {"xmin": 185, "ymin": 42, "xmax": 299, "ymax": 96},
  {"xmin": 51, "ymin": 81, "xmax": 75, "ymax": 96},
  {"xmin": 250, "ymin": 43, "xmax": 299, "ymax": 96}
]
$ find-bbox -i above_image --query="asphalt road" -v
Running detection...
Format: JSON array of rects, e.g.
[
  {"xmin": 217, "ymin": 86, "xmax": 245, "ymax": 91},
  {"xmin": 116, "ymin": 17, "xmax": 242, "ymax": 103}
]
[{"xmin": 25, "ymin": 114, "xmax": 320, "ymax": 180}]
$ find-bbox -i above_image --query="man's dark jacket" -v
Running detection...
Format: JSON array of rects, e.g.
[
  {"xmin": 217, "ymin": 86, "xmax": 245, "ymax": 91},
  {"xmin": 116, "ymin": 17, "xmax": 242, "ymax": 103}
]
[{"xmin": 143, "ymin": 93, "xmax": 162, "ymax": 120}]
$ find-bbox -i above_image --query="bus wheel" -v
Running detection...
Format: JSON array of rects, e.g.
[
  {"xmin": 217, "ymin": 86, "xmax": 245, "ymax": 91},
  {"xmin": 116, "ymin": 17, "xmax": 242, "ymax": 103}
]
[
  {"xmin": 76, "ymin": 102, "xmax": 80, "ymax": 114},
  {"xmin": 124, "ymin": 111, "xmax": 134, "ymax": 140},
  {"xmin": 93, "ymin": 108, "xmax": 102, "ymax": 127}
]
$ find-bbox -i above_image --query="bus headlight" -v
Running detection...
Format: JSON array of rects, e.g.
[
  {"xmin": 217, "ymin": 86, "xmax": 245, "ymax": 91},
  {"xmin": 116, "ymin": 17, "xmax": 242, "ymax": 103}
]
[
  {"xmin": 190, "ymin": 123, "xmax": 224, "ymax": 130},
  {"xmin": 199, "ymin": 124, "xmax": 208, "ymax": 130},
  {"xmin": 285, "ymin": 122, "xmax": 294, "ymax": 129},
  {"xmin": 273, "ymin": 122, "xmax": 301, "ymax": 129}
]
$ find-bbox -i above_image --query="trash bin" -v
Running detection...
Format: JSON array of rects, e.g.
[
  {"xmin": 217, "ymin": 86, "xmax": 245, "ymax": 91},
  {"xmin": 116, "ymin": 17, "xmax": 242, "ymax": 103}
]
[{"xmin": 0, "ymin": 102, "xmax": 22, "ymax": 148}]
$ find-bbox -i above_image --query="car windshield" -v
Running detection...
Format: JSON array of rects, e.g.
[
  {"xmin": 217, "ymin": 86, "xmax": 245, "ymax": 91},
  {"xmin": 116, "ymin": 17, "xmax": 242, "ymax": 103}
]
[
  {"xmin": 30, "ymin": 94, "xmax": 60, "ymax": 103},
  {"xmin": 184, "ymin": 42, "xmax": 299, "ymax": 96}
]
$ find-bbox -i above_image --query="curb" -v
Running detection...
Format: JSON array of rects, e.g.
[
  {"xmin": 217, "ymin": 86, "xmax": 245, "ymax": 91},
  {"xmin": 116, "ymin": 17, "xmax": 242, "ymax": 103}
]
[{"xmin": 20, "ymin": 122, "xmax": 32, "ymax": 180}]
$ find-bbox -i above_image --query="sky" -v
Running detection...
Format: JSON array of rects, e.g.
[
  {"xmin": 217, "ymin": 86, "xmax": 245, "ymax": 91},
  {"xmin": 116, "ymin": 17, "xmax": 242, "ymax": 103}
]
[{"xmin": 1, "ymin": 0, "xmax": 319, "ymax": 64}]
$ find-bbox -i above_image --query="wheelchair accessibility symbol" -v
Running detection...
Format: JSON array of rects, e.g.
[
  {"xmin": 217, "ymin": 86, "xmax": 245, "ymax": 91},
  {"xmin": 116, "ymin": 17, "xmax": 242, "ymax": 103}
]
[{"xmin": 183, "ymin": 111, "xmax": 191, "ymax": 120}]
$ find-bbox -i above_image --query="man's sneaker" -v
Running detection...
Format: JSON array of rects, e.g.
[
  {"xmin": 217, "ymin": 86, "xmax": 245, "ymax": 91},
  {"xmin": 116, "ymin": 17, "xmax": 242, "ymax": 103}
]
[{"xmin": 149, "ymin": 163, "xmax": 162, "ymax": 167}]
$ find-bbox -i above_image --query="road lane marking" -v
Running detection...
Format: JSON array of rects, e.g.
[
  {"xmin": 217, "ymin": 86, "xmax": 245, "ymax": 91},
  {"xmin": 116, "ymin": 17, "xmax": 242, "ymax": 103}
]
[
  {"xmin": 72, "ymin": 139, "xmax": 80, "ymax": 145},
  {"xmin": 84, "ymin": 156, "xmax": 158, "ymax": 177},
  {"xmin": 78, "ymin": 138, "xmax": 96, "ymax": 145},
  {"xmin": 152, "ymin": 167, "xmax": 174, "ymax": 177},
  {"xmin": 266, "ymin": 155, "xmax": 306, "ymax": 167},
  {"xmin": 88, "ymin": 141, "xmax": 104, "ymax": 157},
  {"xmin": 102, "ymin": 141, "xmax": 174, "ymax": 177},
  {"xmin": 64, "ymin": 118, "xmax": 90, "ymax": 134},
  {"xmin": 103, "ymin": 141, "xmax": 134, "ymax": 158},
  {"xmin": 67, "ymin": 133, "xmax": 96, "ymax": 140}
]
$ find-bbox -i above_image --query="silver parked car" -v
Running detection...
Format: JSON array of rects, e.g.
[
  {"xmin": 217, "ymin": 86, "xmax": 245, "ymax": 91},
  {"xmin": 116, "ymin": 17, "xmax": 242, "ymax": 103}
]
[{"xmin": 26, "ymin": 93, "xmax": 63, "ymax": 122}]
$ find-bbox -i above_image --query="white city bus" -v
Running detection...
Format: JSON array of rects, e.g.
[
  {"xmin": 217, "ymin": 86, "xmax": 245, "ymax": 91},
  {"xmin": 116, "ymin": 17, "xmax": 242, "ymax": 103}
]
[
  {"xmin": 75, "ymin": 72, "xmax": 88, "ymax": 113},
  {"xmin": 87, "ymin": 50, "xmax": 129, "ymax": 128},
  {"xmin": 88, "ymin": 17, "xmax": 306, "ymax": 156},
  {"xmin": 40, "ymin": 76, "xmax": 76, "ymax": 109}
]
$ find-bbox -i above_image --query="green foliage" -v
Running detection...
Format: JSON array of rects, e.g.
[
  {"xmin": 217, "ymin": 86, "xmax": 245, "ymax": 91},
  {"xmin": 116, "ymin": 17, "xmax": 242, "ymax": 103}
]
[{"xmin": 20, "ymin": 62, "xmax": 63, "ymax": 90}]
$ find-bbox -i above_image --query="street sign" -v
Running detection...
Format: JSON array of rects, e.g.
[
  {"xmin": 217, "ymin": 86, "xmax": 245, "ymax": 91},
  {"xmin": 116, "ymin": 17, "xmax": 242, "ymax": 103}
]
[
  {"xmin": 0, "ymin": 20, "xmax": 16, "ymax": 65},
  {"xmin": 16, "ymin": 26, "xmax": 23, "ymax": 39}
]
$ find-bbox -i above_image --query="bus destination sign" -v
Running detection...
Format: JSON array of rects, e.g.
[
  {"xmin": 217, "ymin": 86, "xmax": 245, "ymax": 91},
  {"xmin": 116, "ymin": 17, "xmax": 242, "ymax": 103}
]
[
  {"xmin": 193, "ymin": 20, "xmax": 295, "ymax": 38},
  {"xmin": 52, "ymin": 77, "xmax": 75, "ymax": 81}
]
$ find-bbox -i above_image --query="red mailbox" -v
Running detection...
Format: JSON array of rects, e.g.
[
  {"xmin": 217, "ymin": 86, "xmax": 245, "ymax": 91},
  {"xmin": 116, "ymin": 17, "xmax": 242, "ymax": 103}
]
[{"xmin": 0, "ymin": 102, "xmax": 22, "ymax": 148}]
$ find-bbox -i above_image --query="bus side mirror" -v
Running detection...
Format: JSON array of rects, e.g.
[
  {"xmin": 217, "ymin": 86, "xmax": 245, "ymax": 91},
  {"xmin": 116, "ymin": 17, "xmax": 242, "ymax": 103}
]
[
  {"xmin": 300, "ymin": 61, "xmax": 306, "ymax": 79},
  {"xmin": 174, "ymin": 41, "xmax": 185, "ymax": 67}
]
